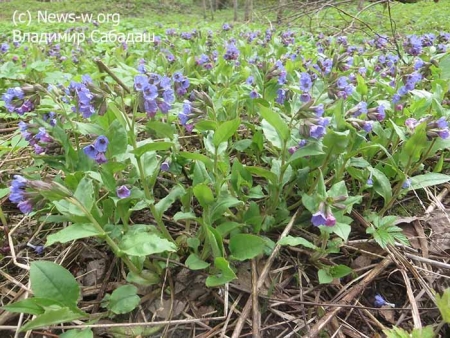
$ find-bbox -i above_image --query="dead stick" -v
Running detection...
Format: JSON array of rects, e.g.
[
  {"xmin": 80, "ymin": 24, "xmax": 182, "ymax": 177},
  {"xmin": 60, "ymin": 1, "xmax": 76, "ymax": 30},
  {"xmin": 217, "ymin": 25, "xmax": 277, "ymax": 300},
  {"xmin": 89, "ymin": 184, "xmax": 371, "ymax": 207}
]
[
  {"xmin": 307, "ymin": 257, "xmax": 392, "ymax": 338},
  {"xmin": 252, "ymin": 258, "xmax": 261, "ymax": 338},
  {"xmin": 400, "ymin": 269, "xmax": 422, "ymax": 329},
  {"xmin": 231, "ymin": 208, "xmax": 301, "ymax": 338}
]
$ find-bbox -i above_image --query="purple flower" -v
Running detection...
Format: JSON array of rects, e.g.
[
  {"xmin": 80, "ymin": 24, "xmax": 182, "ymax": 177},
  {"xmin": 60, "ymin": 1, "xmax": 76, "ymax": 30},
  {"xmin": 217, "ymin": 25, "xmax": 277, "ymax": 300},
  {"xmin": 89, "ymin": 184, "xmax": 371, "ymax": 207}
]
[
  {"xmin": 314, "ymin": 104, "xmax": 324, "ymax": 117},
  {"xmin": 299, "ymin": 72, "xmax": 312, "ymax": 92},
  {"xmin": 439, "ymin": 128, "xmax": 449, "ymax": 139},
  {"xmin": 94, "ymin": 135, "xmax": 109, "ymax": 153},
  {"xmin": 35, "ymin": 127, "xmax": 52, "ymax": 143},
  {"xmin": 163, "ymin": 89, "xmax": 175, "ymax": 103},
  {"xmin": 83, "ymin": 144, "xmax": 97, "ymax": 159},
  {"xmin": 143, "ymin": 84, "xmax": 158, "ymax": 101},
  {"xmin": 402, "ymin": 178, "xmax": 412, "ymax": 189},
  {"xmin": 160, "ymin": 161, "xmax": 170, "ymax": 172},
  {"xmin": 405, "ymin": 118, "xmax": 418, "ymax": 130},
  {"xmin": 311, "ymin": 211, "xmax": 327, "ymax": 226},
  {"xmin": 116, "ymin": 185, "xmax": 131, "ymax": 199},
  {"xmin": 134, "ymin": 75, "xmax": 149, "ymax": 91},
  {"xmin": 325, "ymin": 212, "xmax": 336, "ymax": 227},
  {"xmin": 374, "ymin": 294, "xmax": 386, "ymax": 307},
  {"xmin": 250, "ymin": 90, "xmax": 260, "ymax": 99},
  {"xmin": 224, "ymin": 43, "xmax": 240, "ymax": 61},
  {"xmin": 288, "ymin": 146, "xmax": 298, "ymax": 154},
  {"xmin": 0, "ymin": 43, "xmax": 9, "ymax": 53},
  {"xmin": 363, "ymin": 121, "xmax": 373, "ymax": 133},
  {"xmin": 437, "ymin": 117, "xmax": 448, "ymax": 129},
  {"xmin": 414, "ymin": 59, "xmax": 425, "ymax": 70},
  {"xmin": 173, "ymin": 72, "xmax": 184, "ymax": 83},
  {"xmin": 246, "ymin": 76, "xmax": 255, "ymax": 85},
  {"xmin": 300, "ymin": 93, "xmax": 311, "ymax": 103},
  {"xmin": 367, "ymin": 178, "xmax": 373, "ymax": 186},
  {"xmin": 310, "ymin": 125, "xmax": 326, "ymax": 139},
  {"xmin": 298, "ymin": 139, "xmax": 307, "ymax": 147},
  {"xmin": 276, "ymin": 89, "xmax": 286, "ymax": 105}
]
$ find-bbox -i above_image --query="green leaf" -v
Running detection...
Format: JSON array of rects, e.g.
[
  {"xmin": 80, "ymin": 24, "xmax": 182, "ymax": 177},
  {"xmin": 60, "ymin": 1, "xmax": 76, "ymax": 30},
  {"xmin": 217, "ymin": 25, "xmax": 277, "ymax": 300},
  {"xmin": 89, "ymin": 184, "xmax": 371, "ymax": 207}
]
[
  {"xmin": 205, "ymin": 257, "xmax": 237, "ymax": 287},
  {"xmin": 440, "ymin": 54, "xmax": 450, "ymax": 80},
  {"xmin": 2, "ymin": 298, "xmax": 61, "ymax": 315},
  {"xmin": 258, "ymin": 105, "xmax": 290, "ymax": 141},
  {"xmin": 329, "ymin": 265, "xmax": 352, "ymax": 278},
  {"xmin": 70, "ymin": 176, "xmax": 95, "ymax": 216},
  {"xmin": 30, "ymin": 261, "xmax": 80, "ymax": 307},
  {"xmin": 278, "ymin": 236, "xmax": 317, "ymax": 249},
  {"xmin": 185, "ymin": 254, "xmax": 210, "ymax": 270},
  {"xmin": 105, "ymin": 285, "xmax": 140, "ymax": 315},
  {"xmin": 154, "ymin": 185, "xmax": 185, "ymax": 218},
  {"xmin": 46, "ymin": 223, "xmax": 103, "ymax": 247},
  {"xmin": 409, "ymin": 173, "xmax": 450, "ymax": 190},
  {"xmin": 179, "ymin": 152, "xmax": 214, "ymax": 170},
  {"xmin": 368, "ymin": 167, "xmax": 392, "ymax": 204},
  {"xmin": 146, "ymin": 121, "xmax": 176, "ymax": 140},
  {"xmin": 107, "ymin": 120, "xmax": 128, "ymax": 157},
  {"xmin": 74, "ymin": 122, "xmax": 105, "ymax": 136},
  {"xmin": 193, "ymin": 183, "xmax": 215, "ymax": 208},
  {"xmin": 119, "ymin": 232, "xmax": 177, "ymax": 256},
  {"xmin": 20, "ymin": 307, "xmax": 86, "ymax": 332},
  {"xmin": 332, "ymin": 223, "xmax": 352, "ymax": 242},
  {"xmin": 318, "ymin": 269, "xmax": 333, "ymax": 284},
  {"xmin": 245, "ymin": 166, "xmax": 278, "ymax": 185},
  {"xmin": 211, "ymin": 195, "xmax": 243, "ymax": 223},
  {"xmin": 323, "ymin": 130, "xmax": 350, "ymax": 154},
  {"xmin": 132, "ymin": 142, "xmax": 173, "ymax": 157},
  {"xmin": 436, "ymin": 288, "xmax": 450, "ymax": 323},
  {"xmin": 261, "ymin": 119, "xmax": 282, "ymax": 149},
  {"xmin": 60, "ymin": 329, "xmax": 94, "ymax": 338},
  {"xmin": 213, "ymin": 118, "xmax": 240, "ymax": 148},
  {"xmin": 229, "ymin": 234, "xmax": 266, "ymax": 261}
]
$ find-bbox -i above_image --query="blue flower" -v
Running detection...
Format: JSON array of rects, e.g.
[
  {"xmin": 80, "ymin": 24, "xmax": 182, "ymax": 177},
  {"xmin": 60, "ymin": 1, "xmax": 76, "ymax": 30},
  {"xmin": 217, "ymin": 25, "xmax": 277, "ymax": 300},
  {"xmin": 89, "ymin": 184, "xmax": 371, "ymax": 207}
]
[
  {"xmin": 223, "ymin": 43, "xmax": 240, "ymax": 61},
  {"xmin": 94, "ymin": 135, "xmax": 109, "ymax": 153},
  {"xmin": 374, "ymin": 294, "xmax": 386, "ymax": 307},
  {"xmin": 402, "ymin": 178, "xmax": 412, "ymax": 189},
  {"xmin": 311, "ymin": 211, "xmax": 327, "ymax": 226},
  {"xmin": 83, "ymin": 144, "xmax": 97, "ymax": 159},
  {"xmin": 437, "ymin": 117, "xmax": 448, "ymax": 129},
  {"xmin": 276, "ymin": 89, "xmax": 286, "ymax": 105},
  {"xmin": 299, "ymin": 72, "xmax": 312, "ymax": 92},
  {"xmin": 250, "ymin": 90, "xmax": 260, "ymax": 99},
  {"xmin": 310, "ymin": 125, "xmax": 326, "ymax": 139},
  {"xmin": 143, "ymin": 84, "xmax": 158, "ymax": 101},
  {"xmin": 363, "ymin": 121, "xmax": 373, "ymax": 133},
  {"xmin": 134, "ymin": 75, "xmax": 149, "ymax": 91},
  {"xmin": 160, "ymin": 161, "xmax": 170, "ymax": 172},
  {"xmin": 439, "ymin": 128, "xmax": 449, "ymax": 139},
  {"xmin": 116, "ymin": 185, "xmax": 131, "ymax": 199}
]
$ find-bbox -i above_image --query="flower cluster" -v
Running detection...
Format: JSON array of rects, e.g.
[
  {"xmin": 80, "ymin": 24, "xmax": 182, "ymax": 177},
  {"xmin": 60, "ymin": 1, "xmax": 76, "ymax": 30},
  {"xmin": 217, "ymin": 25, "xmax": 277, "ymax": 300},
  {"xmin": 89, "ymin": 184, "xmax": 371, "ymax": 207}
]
[
  {"xmin": 196, "ymin": 54, "xmax": 213, "ymax": 70},
  {"xmin": 18, "ymin": 122, "xmax": 54, "ymax": 155},
  {"xmin": 299, "ymin": 72, "xmax": 313, "ymax": 102},
  {"xmin": 311, "ymin": 202, "xmax": 336, "ymax": 227},
  {"xmin": 9, "ymin": 175, "xmax": 34, "ymax": 214},
  {"xmin": 404, "ymin": 35, "xmax": 423, "ymax": 56},
  {"xmin": 392, "ymin": 72, "xmax": 422, "ymax": 103},
  {"xmin": 223, "ymin": 42, "xmax": 240, "ymax": 61},
  {"xmin": 66, "ymin": 75, "xmax": 95, "ymax": 118},
  {"xmin": 2, "ymin": 87, "xmax": 35, "ymax": 115},
  {"xmin": 406, "ymin": 116, "xmax": 449, "ymax": 139},
  {"xmin": 134, "ymin": 72, "xmax": 178, "ymax": 117},
  {"xmin": 83, "ymin": 135, "xmax": 109, "ymax": 164}
]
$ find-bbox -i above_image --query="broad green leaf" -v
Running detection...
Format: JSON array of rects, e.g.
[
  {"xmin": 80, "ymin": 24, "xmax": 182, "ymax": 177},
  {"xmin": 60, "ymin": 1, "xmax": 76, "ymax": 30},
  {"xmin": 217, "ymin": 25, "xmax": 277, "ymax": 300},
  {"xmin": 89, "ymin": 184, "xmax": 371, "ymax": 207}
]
[
  {"xmin": 205, "ymin": 257, "xmax": 237, "ymax": 287},
  {"xmin": 323, "ymin": 130, "xmax": 350, "ymax": 154},
  {"xmin": 20, "ymin": 307, "xmax": 87, "ymax": 332},
  {"xmin": 179, "ymin": 152, "xmax": 214, "ymax": 169},
  {"xmin": 440, "ymin": 54, "xmax": 450, "ymax": 80},
  {"xmin": 245, "ymin": 166, "xmax": 278, "ymax": 185},
  {"xmin": 409, "ymin": 173, "xmax": 450, "ymax": 190},
  {"xmin": 107, "ymin": 120, "xmax": 128, "ymax": 157},
  {"xmin": 211, "ymin": 195, "xmax": 243, "ymax": 222},
  {"xmin": 46, "ymin": 223, "xmax": 103, "ymax": 247},
  {"xmin": 132, "ymin": 142, "xmax": 173, "ymax": 157},
  {"xmin": 261, "ymin": 119, "xmax": 282, "ymax": 149},
  {"xmin": 329, "ymin": 265, "xmax": 352, "ymax": 278},
  {"xmin": 288, "ymin": 141, "xmax": 325, "ymax": 162},
  {"xmin": 193, "ymin": 183, "xmax": 215, "ymax": 208},
  {"xmin": 278, "ymin": 236, "xmax": 317, "ymax": 249},
  {"xmin": 318, "ymin": 269, "xmax": 333, "ymax": 284},
  {"xmin": 2, "ymin": 298, "xmax": 62, "ymax": 315},
  {"xmin": 146, "ymin": 121, "xmax": 176, "ymax": 140},
  {"xmin": 436, "ymin": 288, "xmax": 450, "ymax": 323},
  {"xmin": 60, "ymin": 329, "xmax": 94, "ymax": 338},
  {"xmin": 259, "ymin": 105, "xmax": 290, "ymax": 141},
  {"xmin": 74, "ymin": 122, "xmax": 105, "ymax": 136},
  {"xmin": 332, "ymin": 222, "xmax": 352, "ymax": 242},
  {"xmin": 185, "ymin": 254, "xmax": 210, "ymax": 270},
  {"xmin": 411, "ymin": 326, "xmax": 434, "ymax": 338},
  {"xmin": 30, "ymin": 261, "xmax": 80, "ymax": 307},
  {"xmin": 69, "ymin": 176, "xmax": 95, "ymax": 216},
  {"xmin": 229, "ymin": 234, "xmax": 266, "ymax": 261},
  {"xmin": 213, "ymin": 118, "xmax": 241, "ymax": 147},
  {"xmin": 119, "ymin": 232, "xmax": 177, "ymax": 256},
  {"xmin": 105, "ymin": 285, "xmax": 140, "ymax": 315},
  {"xmin": 154, "ymin": 185, "xmax": 185, "ymax": 217},
  {"xmin": 368, "ymin": 167, "xmax": 392, "ymax": 204}
]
